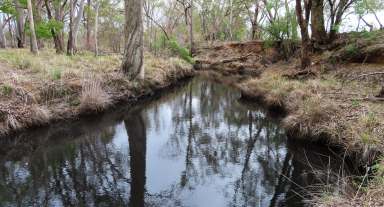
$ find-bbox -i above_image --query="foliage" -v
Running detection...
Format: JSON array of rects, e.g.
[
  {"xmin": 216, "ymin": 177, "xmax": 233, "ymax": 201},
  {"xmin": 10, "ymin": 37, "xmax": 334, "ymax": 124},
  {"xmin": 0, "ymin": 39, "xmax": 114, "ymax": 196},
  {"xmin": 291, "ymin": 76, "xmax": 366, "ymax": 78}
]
[
  {"xmin": 167, "ymin": 39, "xmax": 195, "ymax": 64},
  {"xmin": 263, "ymin": 9, "xmax": 298, "ymax": 42},
  {"xmin": 0, "ymin": 0, "xmax": 16, "ymax": 15},
  {"xmin": 25, "ymin": 19, "xmax": 64, "ymax": 39},
  {"xmin": 355, "ymin": 0, "xmax": 384, "ymax": 16}
]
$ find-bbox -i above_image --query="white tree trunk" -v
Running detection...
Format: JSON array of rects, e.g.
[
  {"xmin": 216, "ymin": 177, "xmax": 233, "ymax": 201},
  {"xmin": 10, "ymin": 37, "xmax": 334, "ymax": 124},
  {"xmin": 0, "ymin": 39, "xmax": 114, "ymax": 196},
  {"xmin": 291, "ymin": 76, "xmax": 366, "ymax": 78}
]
[
  {"xmin": 0, "ymin": 18, "xmax": 6, "ymax": 48},
  {"xmin": 73, "ymin": 0, "xmax": 86, "ymax": 49},
  {"xmin": 27, "ymin": 0, "xmax": 39, "ymax": 54}
]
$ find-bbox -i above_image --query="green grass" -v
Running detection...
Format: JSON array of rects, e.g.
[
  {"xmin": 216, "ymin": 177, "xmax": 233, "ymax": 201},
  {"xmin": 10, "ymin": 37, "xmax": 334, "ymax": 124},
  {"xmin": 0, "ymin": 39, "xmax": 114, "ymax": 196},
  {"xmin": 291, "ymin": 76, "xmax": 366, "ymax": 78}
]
[
  {"xmin": 50, "ymin": 68, "xmax": 62, "ymax": 80},
  {"xmin": 345, "ymin": 43, "xmax": 359, "ymax": 57},
  {"xmin": 1, "ymin": 84, "xmax": 13, "ymax": 96}
]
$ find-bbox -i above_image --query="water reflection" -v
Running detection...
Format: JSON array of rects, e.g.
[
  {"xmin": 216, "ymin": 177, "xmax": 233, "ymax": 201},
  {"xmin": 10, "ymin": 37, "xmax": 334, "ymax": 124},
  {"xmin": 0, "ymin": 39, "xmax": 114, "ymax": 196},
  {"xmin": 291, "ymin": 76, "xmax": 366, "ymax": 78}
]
[{"xmin": 0, "ymin": 77, "xmax": 354, "ymax": 207}]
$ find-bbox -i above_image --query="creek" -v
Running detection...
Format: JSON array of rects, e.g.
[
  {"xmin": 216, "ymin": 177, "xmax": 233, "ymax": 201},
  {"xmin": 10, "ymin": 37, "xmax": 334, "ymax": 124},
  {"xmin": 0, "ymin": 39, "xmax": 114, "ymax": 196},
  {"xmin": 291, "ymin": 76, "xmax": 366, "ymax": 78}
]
[{"xmin": 0, "ymin": 76, "xmax": 356, "ymax": 207}]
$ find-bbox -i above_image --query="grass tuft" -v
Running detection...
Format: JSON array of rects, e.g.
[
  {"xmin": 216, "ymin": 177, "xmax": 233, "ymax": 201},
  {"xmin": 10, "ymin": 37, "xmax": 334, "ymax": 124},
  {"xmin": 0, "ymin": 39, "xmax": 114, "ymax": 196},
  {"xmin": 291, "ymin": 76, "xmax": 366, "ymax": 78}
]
[
  {"xmin": 79, "ymin": 79, "xmax": 111, "ymax": 112},
  {"xmin": 50, "ymin": 68, "xmax": 62, "ymax": 80},
  {"xmin": 1, "ymin": 84, "xmax": 13, "ymax": 96}
]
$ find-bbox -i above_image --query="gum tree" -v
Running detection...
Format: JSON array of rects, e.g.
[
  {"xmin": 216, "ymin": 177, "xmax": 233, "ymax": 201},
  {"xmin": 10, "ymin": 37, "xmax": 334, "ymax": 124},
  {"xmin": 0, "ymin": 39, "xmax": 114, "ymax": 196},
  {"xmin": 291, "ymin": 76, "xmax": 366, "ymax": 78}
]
[
  {"xmin": 26, "ymin": 0, "xmax": 38, "ymax": 54},
  {"xmin": 122, "ymin": 0, "xmax": 144, "ymax": 80}
]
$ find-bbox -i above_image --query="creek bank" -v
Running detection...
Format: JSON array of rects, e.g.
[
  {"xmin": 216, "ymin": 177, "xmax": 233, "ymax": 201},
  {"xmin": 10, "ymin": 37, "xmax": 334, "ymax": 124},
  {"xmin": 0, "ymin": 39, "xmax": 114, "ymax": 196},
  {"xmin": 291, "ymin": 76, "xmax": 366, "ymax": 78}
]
[
  {"xmin": 195, "ymin": 35, "xmax": 384, "ymax": 206},
  {"xmin": 0, "ymin": 49, "xmax": 194, "ymax": 137},
  {"xmin": 195, "ymin": 40, "xmax": 384, "ymax": 163}
]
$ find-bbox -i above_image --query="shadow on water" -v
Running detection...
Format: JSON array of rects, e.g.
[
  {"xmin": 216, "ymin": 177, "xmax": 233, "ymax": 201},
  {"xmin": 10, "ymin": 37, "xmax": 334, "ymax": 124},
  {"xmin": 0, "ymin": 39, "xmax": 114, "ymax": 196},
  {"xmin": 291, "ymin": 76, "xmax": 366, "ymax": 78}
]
[{"xmin": 0, "ymin": 77, "xmax": 358, "ymax": 207}]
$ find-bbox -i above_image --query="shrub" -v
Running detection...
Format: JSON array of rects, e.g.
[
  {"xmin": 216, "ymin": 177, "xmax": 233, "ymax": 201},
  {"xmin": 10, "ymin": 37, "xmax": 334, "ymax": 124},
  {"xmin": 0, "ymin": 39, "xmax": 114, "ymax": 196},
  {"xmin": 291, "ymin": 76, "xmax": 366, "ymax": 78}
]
[{"xmin": 167, "ymin": 39, "xmax": 195, "ymax": 64}]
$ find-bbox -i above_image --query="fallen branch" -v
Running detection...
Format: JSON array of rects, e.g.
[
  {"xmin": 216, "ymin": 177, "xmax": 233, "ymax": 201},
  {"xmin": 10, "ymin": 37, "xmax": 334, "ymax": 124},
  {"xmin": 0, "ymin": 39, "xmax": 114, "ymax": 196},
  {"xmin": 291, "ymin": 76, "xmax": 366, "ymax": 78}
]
[
  {"xmin": 349, "ymin": 72, "xmax": 384, "ymax": 82},
  {"xmin": 197, "ymin": 53, "xmax": 254, "ymax": 65}
]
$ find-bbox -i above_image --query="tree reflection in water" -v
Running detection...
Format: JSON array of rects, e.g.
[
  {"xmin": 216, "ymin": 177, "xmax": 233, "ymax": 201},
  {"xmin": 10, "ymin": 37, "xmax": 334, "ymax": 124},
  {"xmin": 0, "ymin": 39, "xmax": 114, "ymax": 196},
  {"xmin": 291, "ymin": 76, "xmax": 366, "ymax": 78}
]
[{"xmin": 0, "ymin": 77, "xmax": 355, "ymax": 207}]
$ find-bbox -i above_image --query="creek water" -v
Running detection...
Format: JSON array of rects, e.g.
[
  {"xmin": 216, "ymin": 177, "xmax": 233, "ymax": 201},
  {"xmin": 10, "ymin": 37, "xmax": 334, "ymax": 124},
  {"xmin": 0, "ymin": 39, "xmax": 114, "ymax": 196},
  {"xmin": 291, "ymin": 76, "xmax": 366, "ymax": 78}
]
[{"xmin": 0, "ymin": 76, "xmax": 354, "ymax": 207}]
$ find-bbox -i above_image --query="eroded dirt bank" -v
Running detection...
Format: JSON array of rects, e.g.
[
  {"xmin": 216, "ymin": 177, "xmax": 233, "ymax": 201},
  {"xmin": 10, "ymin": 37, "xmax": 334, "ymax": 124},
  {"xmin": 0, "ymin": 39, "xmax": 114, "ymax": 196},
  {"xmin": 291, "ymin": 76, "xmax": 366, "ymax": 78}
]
[
  {"xmin": 0, "ymin": 49, "xmax": 194, "ymax": 136},
  {"xmin": 195, "ymin": 32, "xmax": 384, "ymax": 206}
]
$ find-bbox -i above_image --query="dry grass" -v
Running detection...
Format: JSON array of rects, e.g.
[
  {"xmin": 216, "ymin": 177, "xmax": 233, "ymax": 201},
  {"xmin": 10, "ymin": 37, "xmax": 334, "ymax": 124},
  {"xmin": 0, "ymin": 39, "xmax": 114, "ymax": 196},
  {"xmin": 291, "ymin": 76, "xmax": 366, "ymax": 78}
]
[
  {"xmin": 79, "ymin": 78, "xmax": 111, "ymax": 112},
  {"xmin": 0, "ymin": 49, "xmax": 193, "ymax": 135},
  {"xmin": 235, "ymin": 61, "xmax": 384, "ymax": 206},
  {"xmin": 0, "ymin": 103, "xmax": 51, "ymax": 135},
  {"xmin": 316, "ymin": 158, "xmax": 384, "ymax": 207},
  {"xmin": 240, "ymin": 64, "xmax": 384, "ymax": 156}
]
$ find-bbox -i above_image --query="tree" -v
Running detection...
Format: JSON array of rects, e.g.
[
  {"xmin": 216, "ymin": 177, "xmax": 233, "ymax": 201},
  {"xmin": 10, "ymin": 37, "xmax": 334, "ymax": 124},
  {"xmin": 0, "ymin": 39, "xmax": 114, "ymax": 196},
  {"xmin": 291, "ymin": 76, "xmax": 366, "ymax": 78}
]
[
  {"xmin": 327, "ymin": 0, "xmax": 357, "ymax": 40},
  {"xmin": 85, "ymin": 0, "xmax": 92, "ymax": 50},
  {"xmin": 67, "ymin": 0, "xmax": 74, "ymax": 55},
  {"xmin": 243, "ymin": 0, "xmax": 264, "ymax": 40},
  {"xmin": 14, "ymin": 0, "xmax": 25, "ymax": 48},
  {"xmin": 33, "ymin": 0, "xmax": 45, "ymax": 48},
  {"xmin": 355, "ymin": 0, "xmax": 384, "ymax": 30},
  {"xmin": 176, "ymin": 0, "xmax": 194, "ymax": 54},
  {"xmin": 122, "ymin": 0, "xmax": 144, "ymax": 80},
  {"xmin": 0, "ymin": 17, "xmax": 6, "ymax": 48},
  {"xmin": 44, "ymin": 0, "xmax": 66, "ymax": 53},
  {"xmin": 311, "ymin": 0, "xmax": 327, "ymax": 44},
  {"xmin": 73, "ymin": 0, "xmax": 86, "ymax": 50},
  {"xmin": 94, "ymin": 0, "xmax": 99, "ymax": 56},
  {"xmin": 26, "ymin": 0, "xmax": 39, "ymax": 54},
  {"xmin": 295, "ymin": 0, "xmax": 312, "ymax": 69}
]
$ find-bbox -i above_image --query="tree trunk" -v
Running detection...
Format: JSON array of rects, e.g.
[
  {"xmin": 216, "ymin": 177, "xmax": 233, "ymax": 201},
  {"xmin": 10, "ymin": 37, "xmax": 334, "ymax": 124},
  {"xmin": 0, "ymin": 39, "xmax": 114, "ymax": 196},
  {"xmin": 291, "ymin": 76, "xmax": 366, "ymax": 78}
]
[
  {"xmin": 45, "ymin": 0, "xmax": 64, "ymax": 53},
  {"xmin": 295, "ymin": 0, "xmax": 312, "ymax": 69},
  {"xmin": 27, "ymin": 0, "xmax": 39, "ymax": 54},
  {"xmin": 14, "ymin": 0, "xmax": 25, "ymax": 48},
  {"xmin": 67, "ymin": 0, "xmax": 74, "ymax": 56},
  {"xmin": 7, "ymin": 15, "xmax": 15, "ymax": 47},
  {"xmin": 122, "ymin": 0, "xmax": 144, "ymax": 80},
  {"xmin": 73, "ymin": 0, "xmax": 86, "ymax": 50},
  {"xmin": 310, "ymin": 0, "xmax": 326, "ymax": 45},
  {"xmin": 0, "ymin": 19, "xmax": 6, "ymax": 48},
  {"xmin": 251, "ymin": 1, "xmax": 260, "ymax": 40},
  {"xmin": 189, "ymin": 0, "xmax": 194, "ymax": 55},
  {"xmin": 228, "ymin": 0, "xmax": 233, "ymax": 40},
  {"xmin": 94, "ymin": 1, "xmax": 99, "ymax": 56},
  {"xmin": 33, "ymin": 0, "xmax": 45, "ymax": 48},
  {"xmin": 86, "ymin": 0, "xmax": 92, "ymax": 50},
  {"xmin": 328, "ymin": 0, "xmax": 351, "ymax": 42}
]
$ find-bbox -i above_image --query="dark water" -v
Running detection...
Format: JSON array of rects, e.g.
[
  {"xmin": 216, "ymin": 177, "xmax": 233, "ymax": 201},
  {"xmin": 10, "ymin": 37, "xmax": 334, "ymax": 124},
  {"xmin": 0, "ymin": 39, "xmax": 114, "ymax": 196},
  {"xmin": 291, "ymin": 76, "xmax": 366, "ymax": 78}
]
[{"xmin": 0, "ymin": 77, "xmax": 355, "ymax": 207}]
